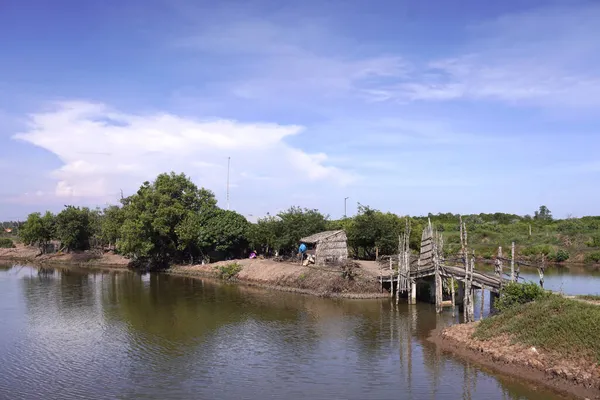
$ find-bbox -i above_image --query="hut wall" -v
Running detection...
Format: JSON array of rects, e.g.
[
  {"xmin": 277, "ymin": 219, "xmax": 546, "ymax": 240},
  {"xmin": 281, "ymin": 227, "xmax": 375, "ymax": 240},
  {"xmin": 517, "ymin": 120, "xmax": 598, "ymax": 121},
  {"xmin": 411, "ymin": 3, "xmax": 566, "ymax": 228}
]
[{"xmin": 315, "ymin": 231, "xmax": 348, "ymax": 265}]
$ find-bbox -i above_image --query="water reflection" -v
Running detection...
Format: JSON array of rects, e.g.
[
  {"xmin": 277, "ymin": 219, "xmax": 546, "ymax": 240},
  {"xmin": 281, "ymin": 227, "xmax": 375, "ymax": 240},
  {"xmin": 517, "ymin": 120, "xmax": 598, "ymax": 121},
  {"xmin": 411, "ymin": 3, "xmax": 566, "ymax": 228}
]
[{"xmin": 0, "ymin": 264, "xmax": 578, "ymax": 399}]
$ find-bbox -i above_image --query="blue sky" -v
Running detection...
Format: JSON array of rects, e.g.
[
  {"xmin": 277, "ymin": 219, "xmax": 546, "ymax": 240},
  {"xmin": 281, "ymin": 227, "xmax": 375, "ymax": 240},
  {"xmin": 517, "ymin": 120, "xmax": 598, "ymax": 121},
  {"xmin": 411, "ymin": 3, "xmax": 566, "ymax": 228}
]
[{"xmin": 1, "ymin": 0, "xmax": 599, "ymax": 220}]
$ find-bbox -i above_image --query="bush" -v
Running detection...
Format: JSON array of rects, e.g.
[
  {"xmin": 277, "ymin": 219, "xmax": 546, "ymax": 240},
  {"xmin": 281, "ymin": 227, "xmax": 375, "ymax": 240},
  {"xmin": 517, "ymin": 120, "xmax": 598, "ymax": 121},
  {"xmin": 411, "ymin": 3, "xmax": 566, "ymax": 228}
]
[
  {"xmin": 520, "ymin": 244, "xmax": 552, "ymax": 257},
  {"xmin": 0, "ymin": 238, "xmax": 15, "ymax": 248},
  {"xmin": 585, "ymin": 252, "xmax": 600, "ymax": 263},
  {"xmin": 494, "ymin": 282, "xmax": 547, "ymax": 313},
  {"xmin": 548, "ymin": 249, "xmax": 569, "ymax": 262},
  {"xmin": 216, "ymin": 263, "xmax": 242, "ymax": 280},
  {"xmin": 586, "ymin": 235, "xmax": 600, "ymax": 248}
]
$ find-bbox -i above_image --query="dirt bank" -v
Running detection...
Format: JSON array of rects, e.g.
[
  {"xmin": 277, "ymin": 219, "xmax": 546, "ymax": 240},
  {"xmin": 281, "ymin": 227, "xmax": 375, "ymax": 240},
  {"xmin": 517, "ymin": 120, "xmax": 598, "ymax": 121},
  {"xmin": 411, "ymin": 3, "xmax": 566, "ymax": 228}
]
[
  {"xmin": 0, "ymin": 244, "xmax": 129, "ymax": 268},
  {"xmin": 170, "ymin": 258, "xmax": 387, "ymax": 299},
  {"xmin": 430, "ymin": 322, "xmax": 600, "ymax": 400}
]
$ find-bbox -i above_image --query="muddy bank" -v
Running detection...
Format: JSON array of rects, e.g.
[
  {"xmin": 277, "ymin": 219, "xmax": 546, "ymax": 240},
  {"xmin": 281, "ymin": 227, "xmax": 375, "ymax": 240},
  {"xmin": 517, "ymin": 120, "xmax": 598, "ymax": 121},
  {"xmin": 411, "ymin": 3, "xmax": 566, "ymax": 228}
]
[
  {"xmin": 0, "ymin": 244, "xmax": 129, "ymax": 268},
  {"xmin": 170, "ymin": 259, "xmax": 388, "ymax": 299},
  {"xmin": 1, "ymin": 246, "xmax": 386, "ymax": 298},
  {"xmin": 430, "ymin": 323, "xmax": 600, "ymax": 400}
]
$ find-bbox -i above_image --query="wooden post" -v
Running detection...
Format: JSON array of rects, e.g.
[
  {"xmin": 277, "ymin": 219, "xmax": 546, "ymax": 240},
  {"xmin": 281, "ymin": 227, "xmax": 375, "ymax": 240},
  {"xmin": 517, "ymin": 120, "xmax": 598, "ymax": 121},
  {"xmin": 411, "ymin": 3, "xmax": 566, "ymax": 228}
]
[
  {"xmin": 529, "ymin": 224, "xmax": 532, "ymax": 237},
  {"xmin": 409, "ymin": 280, "xmax": 416, "ymax": 304},
  {"xmin": 511, "ymin": 242, "xmax": 515, "ymax": 282},
  {"xmin": 434, "ymin": 229, "xmax": 442, "ymax": 314},
  {"xmin": 451, "ymin": 277, "xmax": 456, "ymax": 317},
  {"xmin": 376, "ymin": 246, "xmax": 379, "ymax": 261},
  {"xmin": 480, "ymin": 288, "xmax": 485, "ymax": 320},
  {"xmin": 389, "ymin": 257, "xmax": 393, "ymax": 298},
  {"xmin": 495, "ymin": 246, "xmax": 503, "ymax": 278},
  {"xmin": 539, "ymin": 253, "xmax": 546, "ymax": 288}
]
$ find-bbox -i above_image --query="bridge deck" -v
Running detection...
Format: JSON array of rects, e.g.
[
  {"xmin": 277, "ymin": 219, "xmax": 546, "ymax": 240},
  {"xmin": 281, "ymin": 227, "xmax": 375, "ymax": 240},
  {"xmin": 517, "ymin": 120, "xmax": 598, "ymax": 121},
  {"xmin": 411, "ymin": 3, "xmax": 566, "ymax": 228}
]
[{"xmin": 379, "ymin": 264, "xmax": 506, "ymax": 292}]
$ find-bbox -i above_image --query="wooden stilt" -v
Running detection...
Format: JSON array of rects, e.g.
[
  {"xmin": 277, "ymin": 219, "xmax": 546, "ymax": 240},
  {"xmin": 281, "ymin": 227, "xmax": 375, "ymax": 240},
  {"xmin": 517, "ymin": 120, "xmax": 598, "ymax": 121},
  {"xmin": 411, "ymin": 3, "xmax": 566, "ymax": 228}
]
[
  {"xmin": 409, "ymin": 280, "xmax": 416, "ymax": 305},
  {"xmin": 511, "ymin": 242, "xmax": 516, "ymax": 282},
  {"xmin": 480, "ymin": 288, "xmax": 485, "ymax": 320},
  {"xmin": 451, "ymin": 277, "xmax": 456, "ymax": 317},
  {"xmin": 389, "ymin": 257, "xmax": 393, "ymax": 298}
]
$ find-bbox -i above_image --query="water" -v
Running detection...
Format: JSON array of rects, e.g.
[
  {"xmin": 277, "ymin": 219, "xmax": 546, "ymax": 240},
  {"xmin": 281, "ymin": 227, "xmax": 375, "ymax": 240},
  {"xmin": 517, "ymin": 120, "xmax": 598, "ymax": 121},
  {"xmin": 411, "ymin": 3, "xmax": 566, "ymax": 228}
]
[{"xmin": 1, "ymin": 264, "xmax": 595, "ymax": 400}]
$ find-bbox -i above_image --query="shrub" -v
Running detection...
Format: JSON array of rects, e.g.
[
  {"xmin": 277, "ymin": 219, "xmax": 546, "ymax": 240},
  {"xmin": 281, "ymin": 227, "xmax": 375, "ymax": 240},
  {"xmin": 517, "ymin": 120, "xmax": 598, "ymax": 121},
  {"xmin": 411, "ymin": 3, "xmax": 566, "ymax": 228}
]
[
  {"xmin": 0, "ymin": 238, "xmax": 15, "ymax": 248},
  {"xmin": 520, "ymin": 245, "xmax": 552, "ymax": 257},
  {"xmin": 586, "ymin": 235, "xmax": 600, "ymax": 248},
  {"xmin": 548, "ymin": 249, "xmax": 570, "ymax": 262},
  {"xmin": 494, "ymin": 282, "xmax": 547, "ymax": 313},
  {"xmin": 216, "ymin": 263, "xmax": 242, "ymax": 280},
  {"xmin": 585, "ymin": 252, "xmax": 600, "ymax": 263}
]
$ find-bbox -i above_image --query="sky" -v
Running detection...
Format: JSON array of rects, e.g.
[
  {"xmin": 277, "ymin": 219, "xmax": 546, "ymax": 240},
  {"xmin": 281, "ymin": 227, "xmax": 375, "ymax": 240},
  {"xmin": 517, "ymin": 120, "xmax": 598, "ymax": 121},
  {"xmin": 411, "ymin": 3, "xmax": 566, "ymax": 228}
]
[{"xmin": 1, "ymin": 0, "xmax": 599, "ymax": 221}]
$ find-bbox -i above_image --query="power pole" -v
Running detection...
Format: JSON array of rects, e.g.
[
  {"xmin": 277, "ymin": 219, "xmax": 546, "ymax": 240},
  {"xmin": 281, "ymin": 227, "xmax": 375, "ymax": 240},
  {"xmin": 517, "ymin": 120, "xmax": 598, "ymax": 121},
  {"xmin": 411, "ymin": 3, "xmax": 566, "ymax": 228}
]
[
  {"xmin": 344, "ymin": 197, "xmax": 349, "ymax": 218},
  {"xmin": 226, "ymin": 156, "xmax": 231, "ymax": 210}
]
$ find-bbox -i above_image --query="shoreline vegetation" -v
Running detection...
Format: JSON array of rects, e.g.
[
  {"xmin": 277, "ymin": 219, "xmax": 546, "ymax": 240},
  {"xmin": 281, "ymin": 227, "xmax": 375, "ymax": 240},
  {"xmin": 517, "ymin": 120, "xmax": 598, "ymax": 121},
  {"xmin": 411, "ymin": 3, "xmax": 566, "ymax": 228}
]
[{"xmin": 432, "ymin": 290, "xmax": 600, "ymax": 399}]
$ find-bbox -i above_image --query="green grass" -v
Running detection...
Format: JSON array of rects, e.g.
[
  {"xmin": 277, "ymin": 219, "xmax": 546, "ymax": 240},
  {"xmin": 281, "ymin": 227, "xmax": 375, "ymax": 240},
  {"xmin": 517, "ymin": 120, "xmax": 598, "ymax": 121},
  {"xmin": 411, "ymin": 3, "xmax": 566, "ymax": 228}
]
[
  {"xmin": 474, "ymin": 295, "xmax": 600, "ymax": 362},
  {"xmin": 0, "ymin": 238, "xmax": 15, "ymax": 248},
  {"xmin": 576, "ymin": 294, "xmax": 600, "ymax": 301},
  {"xmin": 215, "ymin": 263, "xmax": 242, "ymax": 280}
]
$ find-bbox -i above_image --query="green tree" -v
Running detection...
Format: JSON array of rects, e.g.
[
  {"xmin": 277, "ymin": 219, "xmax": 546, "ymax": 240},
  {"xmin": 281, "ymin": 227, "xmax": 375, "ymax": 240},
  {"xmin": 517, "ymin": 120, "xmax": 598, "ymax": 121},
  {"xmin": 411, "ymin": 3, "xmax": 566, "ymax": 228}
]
[
  {"xmin": 100, "ymin": 205, "xmax": 124, "ymax": 249},
  {"xmin": 118, "ymin": 172, "xmax": 218, "ymax": 268},
  {"xmin": 20, "ymin": 211, "xmax": 56, "ymax": 252},
  {"xmin": 534, "ymin": 205, "xmax": 553, "ymax": 222},
  {"xmin": 346, "ymin": 205, "xmax": 405, "ymax": 259},
  {"xmin": 55, "ymin": 206, "xmax": 94, "ymax": 251}
]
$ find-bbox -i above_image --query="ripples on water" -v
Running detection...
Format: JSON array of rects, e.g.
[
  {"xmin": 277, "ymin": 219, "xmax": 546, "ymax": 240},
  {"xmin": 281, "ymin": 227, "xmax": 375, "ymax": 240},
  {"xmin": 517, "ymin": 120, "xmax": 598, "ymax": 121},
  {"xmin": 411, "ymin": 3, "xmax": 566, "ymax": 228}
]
[{"xmin": 0, "ymin": 264, "xmax": 577, "ymax": 400}]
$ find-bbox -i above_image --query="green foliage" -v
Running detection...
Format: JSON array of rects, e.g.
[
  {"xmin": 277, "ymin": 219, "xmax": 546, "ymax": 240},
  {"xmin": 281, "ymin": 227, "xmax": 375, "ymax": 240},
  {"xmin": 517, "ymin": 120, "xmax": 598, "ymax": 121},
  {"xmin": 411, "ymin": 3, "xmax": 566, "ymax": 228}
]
[
  {"xmin": 585, "ymin": 252, "xmax": 600, "ymax": 263},
  {"xmin": 494, "ymin": 282, "xmax": 547, "ymax": 313},
  {"xmin": 0, "ymin": 238, "xmax": 15, "ymax": 248},
  {"xmin": 346, "ymin": 205, "xmax": 408, "ymax": 259},
  {"xmin": 548, "ymin": 249, "xmax": 569, "ymax": 262},
  {"xmin": 533, "ymin": 205, "xmax": 553, "ymax": 222},
  {"xmin": 100, "ymin": 205, "xmax": 124, "ymax": 248},
  {"xmin": 216, "ymin": 263, "xmax": 242, "ymax": 280},
  {"xmin": 475, "ymin": 295, "xmax": 600, "ymax": 362},
  {"xmin": 118, "ymin": 172, "xmax": 218, "ymax": 268},
  {"xmin": 576, "ymin": 294, "xmax": 600, "ymax": 301},
  {"xmin": 520, "ymin": 244, "xmax": 553, "ymax": 257},
  {"xmin": 20, "ymin": 211, "xmax": 55, "ymax": 251},
  {"xmin": 586, "ymin": 235, "xmax": 600, "ymax": 248},
  {"xmin": 55, "ymin": 206, "xmax": 95, "ymax": 251},
  {"xmin": 248, "ymin": 207, "xmax": 328, "ymax": 256}
]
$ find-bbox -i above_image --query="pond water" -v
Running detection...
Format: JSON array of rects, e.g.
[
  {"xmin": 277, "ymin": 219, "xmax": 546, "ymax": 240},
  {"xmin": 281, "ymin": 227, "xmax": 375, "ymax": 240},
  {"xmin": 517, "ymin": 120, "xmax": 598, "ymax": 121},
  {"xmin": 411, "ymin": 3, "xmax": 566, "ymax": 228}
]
[{"xmin": 1, "ymin": 263, "xmax": 596, "ymax": 400}]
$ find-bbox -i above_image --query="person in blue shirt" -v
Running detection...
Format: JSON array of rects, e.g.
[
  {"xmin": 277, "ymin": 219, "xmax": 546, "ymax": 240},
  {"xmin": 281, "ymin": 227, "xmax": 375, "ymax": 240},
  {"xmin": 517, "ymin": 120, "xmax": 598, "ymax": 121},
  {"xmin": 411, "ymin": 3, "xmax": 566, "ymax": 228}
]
[{"xmin": 298, "ymin": 243, "xmax": 307, "ymax": 262}]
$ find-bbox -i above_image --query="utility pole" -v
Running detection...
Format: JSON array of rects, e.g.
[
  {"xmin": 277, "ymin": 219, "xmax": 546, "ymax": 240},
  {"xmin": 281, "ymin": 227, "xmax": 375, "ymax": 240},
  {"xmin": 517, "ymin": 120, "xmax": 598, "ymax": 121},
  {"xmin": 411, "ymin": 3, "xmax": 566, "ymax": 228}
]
[
  {"xmin": 226, "ymin": 156, "xmax": 230, "ymax": 210},
  {"xmin": 344, "ymin": 197, "xmax": 349, "ymax": 218}
]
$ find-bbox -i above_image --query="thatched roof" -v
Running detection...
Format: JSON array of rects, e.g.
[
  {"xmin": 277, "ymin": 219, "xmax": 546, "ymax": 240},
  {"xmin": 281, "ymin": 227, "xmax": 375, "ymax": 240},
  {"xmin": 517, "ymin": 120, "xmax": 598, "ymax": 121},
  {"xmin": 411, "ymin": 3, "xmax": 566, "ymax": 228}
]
[{"xmin": 300, "ymin": 230, "xmax": 345, "ymax": 244}]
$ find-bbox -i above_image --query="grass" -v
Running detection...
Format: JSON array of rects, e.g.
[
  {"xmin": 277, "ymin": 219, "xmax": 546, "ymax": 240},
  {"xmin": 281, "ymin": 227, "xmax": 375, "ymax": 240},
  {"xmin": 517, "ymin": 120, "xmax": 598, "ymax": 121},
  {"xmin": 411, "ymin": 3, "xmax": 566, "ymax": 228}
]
[
  {"xmin": 576, "ymin": 294, "xmax": 600, "ymax": 301},
  {"xmin": 474, "ymin": 294, "xmax": 600, "ymax": 362},
  {"xmin": 0, "ymin": 238, "xmax": 15, "ymax": 248},
  {"xmin": 215, "ymin": 263, "xmax": 242, "ymax": 280}
]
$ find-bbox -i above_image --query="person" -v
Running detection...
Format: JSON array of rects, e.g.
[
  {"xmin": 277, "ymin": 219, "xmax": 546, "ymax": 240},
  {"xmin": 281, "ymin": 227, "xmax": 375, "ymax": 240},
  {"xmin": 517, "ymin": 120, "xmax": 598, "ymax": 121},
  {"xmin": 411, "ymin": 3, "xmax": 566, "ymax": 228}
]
[
  {"xmin": 249, "ymin": 250, "xmax": 257, "ymax": 259},
  {"xmin": 298, "ymin": 243, "xmax": 307, "ymax": 263}
]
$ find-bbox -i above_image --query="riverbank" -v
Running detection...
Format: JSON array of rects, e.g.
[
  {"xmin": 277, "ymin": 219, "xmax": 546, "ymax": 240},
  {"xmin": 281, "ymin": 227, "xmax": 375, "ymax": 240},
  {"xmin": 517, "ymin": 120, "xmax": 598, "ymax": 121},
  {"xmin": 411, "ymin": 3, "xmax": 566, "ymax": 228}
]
[
  {"xmin": 170, "ymin": 259, "xmax": 387, "ymax": 298},
  {"xmin": 0, "ymin": 245, "xmax": 385, "ymax": 298},
  {"xmin": 431, "ymin": 295, "xmax": 600, "ymax": 399},
  {"xmin": 0, "ymin": 244, "xmax": 130, "ymax": 267}
]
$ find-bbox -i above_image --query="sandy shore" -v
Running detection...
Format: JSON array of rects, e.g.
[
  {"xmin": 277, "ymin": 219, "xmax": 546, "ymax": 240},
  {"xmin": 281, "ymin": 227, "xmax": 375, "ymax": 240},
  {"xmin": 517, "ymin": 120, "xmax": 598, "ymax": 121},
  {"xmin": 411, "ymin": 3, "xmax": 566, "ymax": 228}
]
[
  {"xmin": 0, "ymin": 244, "xmax": 130, "ymax": 267},
  {"xmin": 429, "ymin": 322, "xmax": 600, "ymax": 400}
]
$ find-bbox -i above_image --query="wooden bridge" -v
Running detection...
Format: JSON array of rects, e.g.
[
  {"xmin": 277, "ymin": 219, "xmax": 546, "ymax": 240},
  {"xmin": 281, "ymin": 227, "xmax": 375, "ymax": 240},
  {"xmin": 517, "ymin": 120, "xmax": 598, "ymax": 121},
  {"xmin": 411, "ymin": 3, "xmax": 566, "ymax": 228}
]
[{"xmin": 377, "ymin": 219, "xmax": 524, "ymax": 321}]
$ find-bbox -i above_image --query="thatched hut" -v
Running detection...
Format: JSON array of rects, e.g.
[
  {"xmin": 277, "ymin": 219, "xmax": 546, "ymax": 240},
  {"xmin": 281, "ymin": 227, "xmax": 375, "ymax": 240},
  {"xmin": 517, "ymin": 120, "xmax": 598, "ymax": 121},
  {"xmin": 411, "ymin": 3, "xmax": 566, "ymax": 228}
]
[{"xmin": 299, "ymin": 230, "xmax": 348, "ymax": 265}]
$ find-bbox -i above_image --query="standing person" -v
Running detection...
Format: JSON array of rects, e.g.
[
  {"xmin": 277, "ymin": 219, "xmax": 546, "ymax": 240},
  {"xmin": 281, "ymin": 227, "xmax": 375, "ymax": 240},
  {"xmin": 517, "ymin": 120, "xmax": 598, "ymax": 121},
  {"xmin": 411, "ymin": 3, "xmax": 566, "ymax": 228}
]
[{"xmin": 298, "ymin": 243, "xmax": 307, "ymax": 263}]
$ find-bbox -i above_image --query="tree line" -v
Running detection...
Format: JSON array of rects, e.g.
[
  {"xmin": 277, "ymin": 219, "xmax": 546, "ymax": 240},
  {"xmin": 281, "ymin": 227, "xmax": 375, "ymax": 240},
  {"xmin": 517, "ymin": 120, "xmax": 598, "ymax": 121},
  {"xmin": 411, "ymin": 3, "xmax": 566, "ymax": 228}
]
[{"xmin": 12, "ymin": 172, "xmax": 600, "ymax": 269}]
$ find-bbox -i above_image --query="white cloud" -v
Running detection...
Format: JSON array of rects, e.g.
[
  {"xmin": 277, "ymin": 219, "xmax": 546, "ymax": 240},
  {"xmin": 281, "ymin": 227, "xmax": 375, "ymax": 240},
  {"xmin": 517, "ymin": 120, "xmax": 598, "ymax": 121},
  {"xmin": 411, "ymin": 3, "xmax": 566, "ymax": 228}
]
[{"xmin": 13, "ymin": 101, "xmax": 354, "ymax": 202}]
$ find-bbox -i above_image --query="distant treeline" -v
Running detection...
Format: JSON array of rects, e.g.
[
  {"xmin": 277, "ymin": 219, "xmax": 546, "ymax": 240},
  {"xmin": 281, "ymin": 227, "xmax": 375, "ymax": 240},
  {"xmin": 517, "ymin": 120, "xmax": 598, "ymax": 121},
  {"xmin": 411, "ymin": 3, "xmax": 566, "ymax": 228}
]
[{"xmin": 6, "ymin": 172, "xmax": 600, "ymax": 268}]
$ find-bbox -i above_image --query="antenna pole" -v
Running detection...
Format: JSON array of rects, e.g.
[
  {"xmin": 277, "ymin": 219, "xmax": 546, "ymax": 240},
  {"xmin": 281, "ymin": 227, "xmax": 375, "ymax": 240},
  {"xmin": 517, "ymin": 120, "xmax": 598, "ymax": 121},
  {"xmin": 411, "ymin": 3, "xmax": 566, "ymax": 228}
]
[{"xmin": 227, "ymin": 156, "xmax": 231, "ymax": 210}]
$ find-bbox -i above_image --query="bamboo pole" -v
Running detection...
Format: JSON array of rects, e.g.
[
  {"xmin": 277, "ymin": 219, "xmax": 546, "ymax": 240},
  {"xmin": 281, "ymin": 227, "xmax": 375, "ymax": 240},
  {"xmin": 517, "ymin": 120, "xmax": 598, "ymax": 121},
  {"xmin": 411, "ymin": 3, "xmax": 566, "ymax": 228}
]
[
  {"xmin": 511, "ymin": 242, "xmax": 515, "ymax": 282},
  {"xmin": 480, "ymin": 288, "xmax": 485, "ymax": 320},
  {"xmin": 389, "ymin": 257, "xmax": 393, "ymax": 298},
  {"xmin": 451, "ymin": 277, "xmax": 456, "ymax": 317}
]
